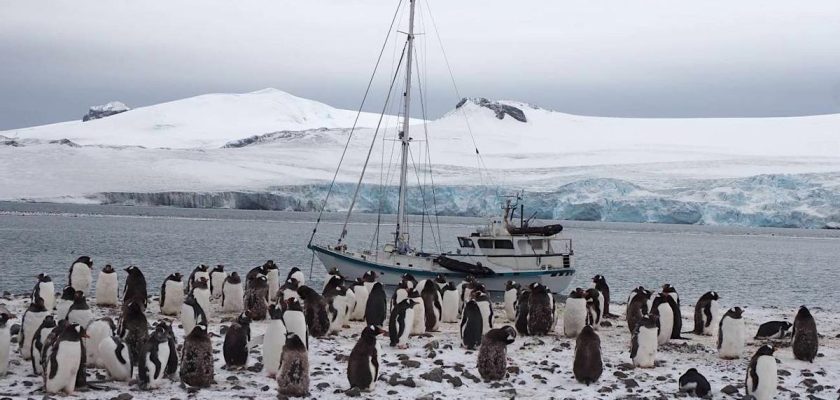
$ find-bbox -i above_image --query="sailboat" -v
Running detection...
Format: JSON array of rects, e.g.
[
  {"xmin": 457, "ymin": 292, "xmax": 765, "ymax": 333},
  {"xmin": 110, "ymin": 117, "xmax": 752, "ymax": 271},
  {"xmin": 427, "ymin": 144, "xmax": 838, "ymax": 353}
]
[{"xmin": 308, "ymin": 0, "xmax": 576, "ymax": 293}]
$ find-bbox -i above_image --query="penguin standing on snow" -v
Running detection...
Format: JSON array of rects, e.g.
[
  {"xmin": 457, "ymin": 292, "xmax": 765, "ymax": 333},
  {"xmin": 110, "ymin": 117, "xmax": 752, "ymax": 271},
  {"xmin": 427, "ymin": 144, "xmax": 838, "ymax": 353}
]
[
  {"xmin": 661, "ymin": 284, "xmax": 683, "ymax": 338},
  {"xmin": 67, "ymin": 291, "xmax": 94, "ymax": 328},
  {"xmin": 20, "ymin": 296, "xmax": 49, "ymax": 361},
  {"xmin": 122, "ymin": 266, "xmax": 148, "ymax": 310},
  {"xmin": 563, "ymin": 288, "xmax": 587, "ymax": 338},
  {"xmin": 297, "ymin": 286, "xmax": 331, "ymax": 338},
  {"xmin": 222, "ymin": 272, "xmax": 244, "ymax": 313},
  {"xmin": 504, "ymin": 281, "xmax": 520, "ymax": 322},
  {"xmin": 279, "ymin": 277, "xmax": 301, "ymax": 303},
  {"xmin": 156, "ymin": 320, "xmax": 178, "ymax": 379},
  {"xmin": 223, "ymin": 312, "xmax": 251, "ymax": 369},
  {"xmin": 460, "ymin": 296, "xmax": 484, "ymax": 350},
  {"xmin": 180, "ymin": 294, "xmax": 207, "ymax": 338},
  {"xmin": 420, "ymin": 280, "xmax": 442, "ymax": 332},
  {"xmin": 244, "ymin": 275, "xmax": 269, "ymax": 321},
  {"xmin": 792, "ymin": 305, "xmax": 819, "ymax": 362},
  {"xmin": 0, "ymin": 308, "xmax": 14, "ymax": 376},
  {"xmin": 98, "ymin": 335, "xmax": 132, "ymax": 382},
  {"xmin": 440, "ymin": 282, "xmax": 460, "ymax": 323},
  {"xmin": 56, "ymin": 286, "xmax": 76, "ymax": 320},
  {"xmin": 746, "ymin": 345, "xmax": 777, "ymax": 400},
  {"xmin": 286, "ymin": 266, "xmax": 305, "ymax": 286},
  {"xmin": 118, "ymin": 301, "xmax": 148, "ymax": 364},
  {"xmin": 388, "ymin": 298, "xmax": 416, "ymax": 349},
  {"xmin": 754, "ymin": 321, "xmax": 792, "ymax": 340},
  {"xmin": 400, "ymin": 273, "xmax": 418, "ymax": 291},
  {"xmin": 390, "ymin": 280, "xmax": 410, "ymax": 312},
  {"xmin": 138, "ymin": 323, "xmax": 171, "ymax": 390},
  {"xmin": 585, "ymin": 288, "xmax": 603, "ymax": 330},
  {"xmin": 474, "ymin": 291, "xmax": 494, "ymax": 336},
  {"xmin": 323, "ymin": 276, "xmax": 351, "ymax": 333},
  {"xmin": 458, "ymin": 275, "xmax": 476, "ymax": 314},
  {"xmin": 631, "ymin": 314, "xmax": 659, "ymax": 368},
  {"xmin": 263, "ymin": 304, "xmax": 288, "ymax": 378},
  {"xmin": 409, "ymin": 289, "xmax": 426, "ymax": 335},
  {"xmin": 160, "ymin": 273, "xmax": 184, "ymax": 316},
  {"xmin": 43, "ymin": 323, "xmax": 84, "ymax": 394},
  {"xmin": 573, "ymin": 325, "xmax": 603, "ymax": 385},
  {"xmin": 31, "ymin": 316, "xmax": 56, "ymax": 375},
  {"xmin": 187, "ymin": 264, "xmax": 210, "ymax": 293},
  {"xmin": 692, "ymin": 291, "xmax": 720, "ymax": 336},
  {"xmin": 591, "ymin": 275, "xmax": 615, "ymax": 318},
  {"xmin": 718, "ymin": 307, "xmax": 745, "ymax": 359},
  {"xmin": 277, "ymin": 332, "xmax": 309, "ymax": 397},
  {"xmin": 263, "ymin": 261, "xmax": 279, "ymax": 302},
  {"xmin": 209, "ymin": 265, "xmax": 226, "ymax": 300},
  {"xmin": 477, "ymin": 325, "xmax": 516, "ymax": 381},
  {"xmin": 180, "ymin": 324, "xmax": 214, "ymax": 388},
  {"xmin": 32, "ymin": 273, "xmax": 56, "ymax": 311},
  {"xmin": 349, "ymin": 278, "xmax": 368, "ymax": 321},
  {"xmin": 191, "ymin": 277, "xmax": 212, "ymax": 320},
  {"xmin": 347, "ymin": 325, "xmax": 387, "ymax": 392},
  {"xmin": 68, "ymin": 256, "xmax": 93, "ymax": 295},
  {"xmin": 95, "ymin": 265, "xmax": 119, "ymax": 306},
  {"xmin": 679, "ymin": 368, "xmax": 711, "ymax": 398},
  {"xmin": 283, "ymin": 298, "xmax": 308, "ymax": 349},
  {"xmin": 515, "ymin": 288, "xmax": 531, "ymax": 336},
  {"xmin": 528, "ymin": 284, "xmax": 554, "ymax": 336},
  {"xmin": 364, "ymin": 282, "xmax": 387, "ymax": 328},
  {"xmin": 651, "ymin": 292, "xmax": 675, "ymax": 345},
  {"xmin": 626, "ymin": 287, "xmax": 652, "ymax": 334}
]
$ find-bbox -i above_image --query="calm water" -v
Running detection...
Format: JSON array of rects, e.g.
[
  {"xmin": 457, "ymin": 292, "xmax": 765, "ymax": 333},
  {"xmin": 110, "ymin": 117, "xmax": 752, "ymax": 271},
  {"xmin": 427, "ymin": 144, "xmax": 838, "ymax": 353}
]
[{"xmin": 1, "ymin": 202, "xmax": 839, "ymax": 308}]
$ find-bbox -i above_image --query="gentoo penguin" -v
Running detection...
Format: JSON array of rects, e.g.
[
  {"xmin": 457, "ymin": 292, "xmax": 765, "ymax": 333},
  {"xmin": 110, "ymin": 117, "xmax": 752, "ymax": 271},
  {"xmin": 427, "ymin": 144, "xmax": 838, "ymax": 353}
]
[
  {"xmin": 277, "ymin": 332, "xmax": 309, "ymax": 397},
  {"xmin": 564, "ymin": 288, "xmax": 588, "ymax": 337},
  {"xmin": 390, "ymin": 280, "xmax": 410, "ymax": 312},
  {"xmin": 679, "ymin": 368, "xmax": 711, "ymax": 398},
  {"xmin": 651, "ymin": 292, "xmax": 675, "ymax": 345},
  {"xmin": 348, "ymin": 278, "xmax": 368, "ymax": 321},
  {"xmin": 138, "ymin": 323, "xmax": 171, "ymax": 390},
  {"xmin": 504, "ymin": 281, "xmax": 520, "ymax": 322},
  {"xmin": 460, "ymin": 297, "xmax": 484, "ymax": 350},
  {"xmin": 31, "ymin": 316, "xmax": 56, "ymax": 375},
  {"xmin": 440, "ymin": 282, "xmax": 460, "ymax": 323},
  {"xmin": 122, "ymin": 265, "xmax": 148, "ymax": 310},
  {"xmin": 420, "ymin": 280, "xmax": 442, "ymax": 332},
  {"xmin": 209, "ymin": 265, "xmax": 226, "ymax": 300},
  {"xmin": 361, "ymin": 270, "xmax": 378, "ymax": 293},
  {"xmin": 591, "ymin": 275, "xmax": 614, "ymax": 318},
  {"xmin": 409, "ymin": 289, "xmax": 426, "ymax": 335},
  {"xmin": 515, "ymin": 288, "xmax": 531, "ymax": 336},
  {"xmin": 458, "ymin": 275, "xmax": 476, "ymax": 314},
  {"xmin": 626, "ymin": 287, "xmax": 652, "ymax": 334},
  {"xmin": 68, "ymin": 256, "xmax": 93, "ymax": 295},
  {"xmin": 223, "ymin": 312, "xmax": 251, "ymax": 369},
  {"xmin": 347, "ymin": 325, "xmax": 387, "ymax": 392},
  {"xmin": 323, "ymin": 276, "xmax": 351, "ymax": 333},
  {"xmin": 159, "ymin": 272, "xmax": 184, "ymax": 316},
  {"xmin": 56, "ymin": 286, "xmax": 76, "ymax": 320},
  {"xmin": 246, "ymin": 264, "xmax": 266, "ymax": 287},
  {"xmin": 631, "ymin": 314, "xmax": 659, "ymax": 368},
  {"xmin": 389, "ymin": 298, "xmax": 416, "ymax": 349},
  {"xmin": 434, "ymin": 274, "xmax": 448, "ymax": 289},
  {"xmin": 692, "ymin": 291, "xmax": 720, "ymax": 336},
  {"xmin": 279, "ymin": 277, "xmax": 301, "ymax": 304},
  {"xmin": 400, "ymin": 273, "xmax": 418, "ymax": 290},
  {"xmin": 475, "ymin": 290, "xmax": 494, "ymax": 335},
  {"xmin": 745, "ymin": 345, "xmax": 777, "ymax": 400},
  {"xmin": 180, "ymin": 294, "xmax": 207, "ymax": 338},
  {"xmin": 222, "ymin": 272, "xmax": 244, "ymax": 313},
  {"xmin": 264, "ymin": 304, "xmax": 288, "ymax": 377},
  {"xmin": 573, "ymin": 325, "xmax": 603, "ymax": 385},
  {"xmin": 67, "ymin": 290, "xmax": 94, "ymax": 328},
  {"xmin": 155, "ymin": 320, "xmax": 179, "ymax": 379},
  {"xmin": 98, "ymin": 335, "xmax": 132, "ymax": 382},
  {"xmin": 792, "ymin": 305, "xmax": 819, "ymax": 362},
  {"xmin": 179, "ymin": 324, "xmax": 214, "ymax": 388},
  {"xmin": 32, "ymin": 273, "xmax": 56, "ymax": 311},
  {"xmin": 660, "ymin": 284, "xmax": 683, "ymax": 339},
  {"xmin": 477, "ymin": 325, "xmax": 516, "ymax": 381},
  {"xmin": 244, "ymin": 275, "xmax": 269, "ymax": 321},
  {"xmin": 364, "ymin": 282, "xmax": 387, "ymax": 328},
  {"xmin": 190, "ymin": 276, "xmax": 212, "ymax": 320},
  {"xmin": 0, "ymin": 309, "xmax": 13, "ymax": 376},
  {"xmin": 283, "ymin": 298, "xmax": 308, "ymax": 349},
  {"xmin": 188, "ymin": 264, "xmax": 210, "ymax": 293},
  {"xmin": 84, "ymin": 317, "xmax": 115, "ymax": 367},
  {"xmin": 297, "ymin": 285, "xmax": 330, "ymax": 337},
  {"xmin": 324, "ymin": 266, "xmax": 342, "ymax": 291},
  {"xmin": 19, "ymin": 296, "xmax": 49, "ymax": 360},
  {"xmin": 586, "ymin": 288, "xmax": 604, "ymax": 329},
  {"xmin": 754, "ymin": 321, "xmax": 793, "ymax": 340},
  {"xmin": 263, "ymin": 261, "xmax": 279, "ymax": 302},
  {"xmin": 718, "ymin": 307, "xmax": 745, "ymax": 359},
  {"xmin": 117, "ymin": 301, "xmax": 148, "ymax": 364},
  {"xmin": 43, "ymin": 323, "xmax": 84, "ymax": 394},
  {"xmin": 286, "ymin": 266, "xmax": 305, "ymax": 286},
  {"xmin": 95, "ymin": 264, "xmax": 119, "ymax": 306}
]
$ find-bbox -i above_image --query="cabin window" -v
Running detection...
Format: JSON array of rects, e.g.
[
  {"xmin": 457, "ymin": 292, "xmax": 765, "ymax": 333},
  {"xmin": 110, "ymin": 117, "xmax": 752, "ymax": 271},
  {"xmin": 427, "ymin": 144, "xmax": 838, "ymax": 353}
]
[
  {"xmin": 458, "ymin": 238, "xmax": 475, "ymax": 248},
  {"xmin": 529, "ymin": 240, "xmax": 544, "ymax": 250},
  {"xmin": 494, "ymin": 240, "xmax": 514, "ymax": 249},
  {"xmin": 477, "ymin": 239, "xmax": 494, "ymax": 249}
]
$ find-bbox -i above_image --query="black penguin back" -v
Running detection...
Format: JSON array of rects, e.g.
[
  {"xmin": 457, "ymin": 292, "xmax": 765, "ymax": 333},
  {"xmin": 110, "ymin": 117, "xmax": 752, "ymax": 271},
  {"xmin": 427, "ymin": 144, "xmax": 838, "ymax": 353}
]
[{"xmin": 365, "ymin": 283, "xmax": 387, "ymax": 327}]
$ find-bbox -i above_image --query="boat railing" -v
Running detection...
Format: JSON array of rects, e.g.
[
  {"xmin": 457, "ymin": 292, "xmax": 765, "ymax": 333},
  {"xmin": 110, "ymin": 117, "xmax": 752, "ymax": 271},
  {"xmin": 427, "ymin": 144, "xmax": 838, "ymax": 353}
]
[{"xmin": 550, "ymin": 238, "xmax": 573, "ymax": 254}]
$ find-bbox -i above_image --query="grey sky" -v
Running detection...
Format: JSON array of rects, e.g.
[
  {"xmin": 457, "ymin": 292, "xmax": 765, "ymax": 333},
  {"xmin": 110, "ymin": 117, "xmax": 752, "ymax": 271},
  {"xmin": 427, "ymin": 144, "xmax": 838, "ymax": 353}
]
[{"xmin": 2, "ymin": 0, "xmax": 840, "ymax": 130}]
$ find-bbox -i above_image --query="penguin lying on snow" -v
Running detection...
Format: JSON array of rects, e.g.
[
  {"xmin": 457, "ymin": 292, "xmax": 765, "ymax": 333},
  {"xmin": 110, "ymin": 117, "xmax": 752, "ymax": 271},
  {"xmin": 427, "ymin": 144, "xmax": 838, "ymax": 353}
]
[
  {"xmin": 718, "ymin": 307, "xmax": 745, "ymax": 359},
  {"xmin": 792, "ymin": 306, "xmax": 818, "ymax": 362},
  {"xmin": 679, "ymin": 368, "xmax": 711, "ymax": 398},
  {"xmin": 223, "ymin": 312, "xmax": 252, "ymax": 369},
  {"xmin": 746, "ymin": 344, "xmax": 777, "ymax": 400},
  {"xmin": 68, "ymin": 256, "xmax": 93, "ymax": 295},
  {"xmin": 160, "ymin": 273, "xmax": 185, "ymax": 316},
  {"xmin": 389, "ymin": 298, "xmax": 417, "ymax": 349},
  {"xmin": 95, "ymin": 265, "xmax": 119, "ymax": 306},
  {"xmin": 477, "ymin": 325, "xmax": 516, "ymax": 381},
  {"xmin": 32, "ymin": 273, "xmax": 56, "ymax": 311},
  {"xmin": 573, "ymin": 325, "xmax": 603, "ymax": 385},
  {"xmin": 347, "ymin": 325, "xmax": 387, "ymax": 392},
  {"xmin": 44, "ymin": 323, "xmax": 85, "ymax": 394},
  {"xmin": 277, "ymin": 332, "xmax": 309, "ymax": 397},
  {"xmin": 754, "ymin": 321, "xmax": 792, "ymax": 340}
]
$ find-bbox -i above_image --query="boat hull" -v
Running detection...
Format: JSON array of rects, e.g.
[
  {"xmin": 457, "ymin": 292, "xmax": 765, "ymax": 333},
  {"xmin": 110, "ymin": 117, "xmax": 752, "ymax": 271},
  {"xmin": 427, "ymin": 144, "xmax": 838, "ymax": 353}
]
[{"xmin": 310, "ymin": 244, "xmax": 575, "ymax": 293}]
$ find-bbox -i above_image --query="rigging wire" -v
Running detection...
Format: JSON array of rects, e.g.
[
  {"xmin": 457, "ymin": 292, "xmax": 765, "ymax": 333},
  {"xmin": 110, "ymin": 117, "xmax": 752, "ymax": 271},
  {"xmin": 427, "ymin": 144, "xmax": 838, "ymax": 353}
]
[{"xmin": 413, "ymin": 43, "xmax": 444, "ymax": 251}]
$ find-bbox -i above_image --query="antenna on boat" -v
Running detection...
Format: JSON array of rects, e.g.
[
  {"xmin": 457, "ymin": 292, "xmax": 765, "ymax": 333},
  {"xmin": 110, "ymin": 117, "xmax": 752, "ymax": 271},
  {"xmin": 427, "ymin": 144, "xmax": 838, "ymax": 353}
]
[{"xmin": 394, "ymin": 0, "xmax": 417, "ymax": 254}]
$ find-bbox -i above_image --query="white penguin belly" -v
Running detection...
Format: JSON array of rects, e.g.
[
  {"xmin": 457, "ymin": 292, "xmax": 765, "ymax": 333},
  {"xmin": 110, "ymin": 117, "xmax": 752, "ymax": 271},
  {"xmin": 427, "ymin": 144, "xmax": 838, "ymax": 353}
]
[
  {"xmin": 85, "ymin": 320, "xmax": 112, "ymax": 367},
  {"xmin": 394, "ymin": 289, "xmax": 408, "ymax": 309},
  {"xmin": 96, "ymin": 273, "xmax": 118, "ymax": 306},
  {"xmin": 144, "ymin": 344, "xmax": 169, "ymax": 388},
  {"xmin": 32, "ymin": 328, "xmax": 53, "ymax": 374},
  {"xmin": 161, "ymin": 281, "xmax": 185, "ymax": 315},
  {"xmin": 398, "ymin": 307, "xmax": 415, "ymax": 346},
  {"xmin": 350, "ymin": 288, "xmax": 368, "ymax": 320},
  {"xmin": 657, "ymin": 304, "xmax": 674, "ymax": 345},
  {"xmin": 56, "ymin": 300, "xmax": 72, "ymax": 321},
  {"xmin": 38, "ymin": 282, "xmax": 56, "ymax": 311},
  {"xmin": 263, "ymin": 320, "xmax": 288, "ymax": 376},
  {"xmin": 441, "ymin": 291, "xmax": 459, "ymax": 323},
  {"xmin": 46, "ymin": 341, "xmax": 81, "ymax": 394},
  {"xmin": 504, "ymin": 290, "xmax": 517, "ymax": 322},
  {"xmin": 563, "ymin": 298, "xmax": 587, "ymax": 337},
  {"xmin": 477, "ymin": 300, "xmax": 492, "ymax": 335},
  {"xmin": 705, "ymin": 300, "xmax": 720, "ymax": 335},
  {"xmin": 194, "ymin": 289, "xmax": 211, "ymax": 319},
  {"xmin": 284, "ymin": 311, "xmax": 307, "ymax": 348},
  {"xmin": 329, "ymin": 296, "xmax": 348, "ymax": 334},
  {"xmin": 266, "ymin": 270, "xmax": 279, "ymax": 301},
  {"xmin": 718, "ymin": 318, "xmax": 745, "ymax": 359},
  {"xmin": 634, "ymin": 327, "xmax": 658, "ymax": 368},
  {"xmin": 71, "ymin": 265, "xmax": 92, "ymax": 294},
  {"xmin": 290, "ymin": 270, "xmax": 305, "ymax": 286},
  {"xmin": 68, "ymin": 309, "xmax": 94, "ymax": 329},
  {"xmin": 411, "ymin": 299, "xmax": 426, "ymax": 334},
  {"xmin": 21, "ymin": 311, "xmax": 47, "ymax": 360},
  {"xmin": 343, "ymin": 289, "xmax": 356, "ymax": 326},
  {"xmin": 98, "ymin": 338, "xmax": 131, "ymax": 381},
  {"xmin": 750, "ymin": 356, "xmax": 777, "ymax": 400},
  {"xmin": 180, "ymin": 304, "xmax": 197, "ymax": 335},
  {"xmin": 0, "ymin": 327, "xmax": 10, "ymax": 375},
  {"xmin": 367, "ymin": 342, "xmax": 381, "ymax": 391},
  {"xmin": 223, "ymin": 284, "xmax": 244, "ymax": 312}
]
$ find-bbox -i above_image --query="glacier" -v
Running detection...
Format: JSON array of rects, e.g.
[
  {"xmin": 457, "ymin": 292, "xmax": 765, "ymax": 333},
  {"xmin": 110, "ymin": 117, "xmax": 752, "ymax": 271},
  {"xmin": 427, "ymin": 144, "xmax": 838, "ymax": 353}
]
[{"xmin": 1, "ymin": 88, "xmax": 839, "ymax": 229}]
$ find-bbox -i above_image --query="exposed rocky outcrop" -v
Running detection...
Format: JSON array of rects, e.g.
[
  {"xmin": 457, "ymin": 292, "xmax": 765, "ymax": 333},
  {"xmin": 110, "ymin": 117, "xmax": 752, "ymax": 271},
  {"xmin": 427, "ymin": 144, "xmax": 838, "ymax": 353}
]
[
  {"xmin": 82, "ymin": 101, "xmax": 130, "ymax": 121},
  {"xmin": 456, "ymin": 97, "xmax": 528, "ymax": 122}
]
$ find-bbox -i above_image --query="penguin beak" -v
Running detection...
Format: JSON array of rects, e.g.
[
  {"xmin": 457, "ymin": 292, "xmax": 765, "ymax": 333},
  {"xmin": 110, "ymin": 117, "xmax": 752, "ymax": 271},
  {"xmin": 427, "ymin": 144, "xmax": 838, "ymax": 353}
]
[{"xmin": 376, "ymin": 328, "xmax": 388, "ymax": 336}]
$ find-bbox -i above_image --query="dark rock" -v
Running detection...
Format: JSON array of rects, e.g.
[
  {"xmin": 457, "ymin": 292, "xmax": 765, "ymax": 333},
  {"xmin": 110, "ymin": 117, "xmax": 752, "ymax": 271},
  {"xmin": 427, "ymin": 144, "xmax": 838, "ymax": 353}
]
[
  {"xmin": 345, "ymin": 387, "xmax": 361, "ymax": 397},
  {"xmin": 507, "ymin": 366, "xmax": 520, "ymax": 374},
  {"xmin": 246, "ymin": 362, "xmax": 263, "ymax": 373},
  {"xmin": 316, "ymin": 382, "xmax": 329, "ymax": 390},
  {"xmin": 779, "ymin": 369, "xmax": 792, "ymax": 376},
  {"xmin": 82, "ymin": 102, "xmax": 130, "ymax": 122},
  {"xmin": 447, "ymin": 376, "xmax": 463, "ymax": 388},
  {"xmin": 261, "ymin": 385, "xmax": 270, "ymax": 391},
  {"xmin": 116, "ymin": 394, "xmax": 133, "ymax": 400},
  {"xmin": 226, "ymin": 376, "xmax": 238, "ymax": 381},
  {"xmin": 613, "ymin": 371, "xmax": 628, "ymax": 379},
  {"xmin": 721, "ymin": 384, "xmax": 739, "ymax": 395},
  {"xmin": 401, "ymin": 360, "xmax": 421, "ymax": 368},
  {"xmin": 424, "ymin": 340, "xmax": 439, "ymax": 350},
  {"xmin": 10, "ymin": 324, "xmax": 20, "ymax": 336},
  {"xmin": 623, "ymin": 379, "xmax": 639, "ymax": 389},
  {"xmin": 456, "ymin": 98, "xmax": 528, "ymax": 123},
  {"xmin": 421, "ymin": 368, "xmax": 444, "ymax": 383}
]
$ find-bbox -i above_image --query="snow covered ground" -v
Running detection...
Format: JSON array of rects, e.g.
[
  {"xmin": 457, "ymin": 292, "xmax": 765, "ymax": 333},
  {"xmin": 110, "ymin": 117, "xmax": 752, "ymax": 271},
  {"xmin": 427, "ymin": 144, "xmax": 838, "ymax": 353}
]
[
  {"xmin": 1, "ymin": 89, "xmax": 839, "ymax": 228},
  {"xmin": 1, "ymin": 286, "xmax": 837, "ymax": 400}
]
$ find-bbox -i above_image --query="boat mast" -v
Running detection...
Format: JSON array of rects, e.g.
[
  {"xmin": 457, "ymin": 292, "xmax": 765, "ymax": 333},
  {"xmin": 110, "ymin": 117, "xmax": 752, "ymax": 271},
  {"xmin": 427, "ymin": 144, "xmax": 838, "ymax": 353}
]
[{"xmin": 395, "ymin": 0, "xmax": 416, "ymax": 252}]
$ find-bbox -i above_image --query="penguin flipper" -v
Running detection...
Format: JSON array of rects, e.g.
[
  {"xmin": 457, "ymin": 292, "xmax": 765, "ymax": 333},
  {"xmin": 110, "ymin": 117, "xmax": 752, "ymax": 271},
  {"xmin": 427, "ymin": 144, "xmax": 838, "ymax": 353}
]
[
  {"xmin": 630, "ymin": 333, "xmax": 639, "ymax": 359},
  {"xmin": 47, "ymin": 346, "xmax": 60, "ymax": 380}
]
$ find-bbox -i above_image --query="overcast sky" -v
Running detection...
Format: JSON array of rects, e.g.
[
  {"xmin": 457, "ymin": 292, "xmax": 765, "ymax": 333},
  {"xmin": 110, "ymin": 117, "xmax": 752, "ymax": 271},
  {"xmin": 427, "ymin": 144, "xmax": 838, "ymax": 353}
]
[{"xmin": 2, "ymin": 0, "xmax": 840, "ymax": 130}]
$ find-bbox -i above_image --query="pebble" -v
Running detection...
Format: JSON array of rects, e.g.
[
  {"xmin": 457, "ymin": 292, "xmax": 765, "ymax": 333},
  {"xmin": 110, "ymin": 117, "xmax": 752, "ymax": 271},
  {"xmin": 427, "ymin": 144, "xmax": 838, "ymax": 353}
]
[{"xmin": 721, "ymin": 384, "xmax": 739, "ymax": 395}]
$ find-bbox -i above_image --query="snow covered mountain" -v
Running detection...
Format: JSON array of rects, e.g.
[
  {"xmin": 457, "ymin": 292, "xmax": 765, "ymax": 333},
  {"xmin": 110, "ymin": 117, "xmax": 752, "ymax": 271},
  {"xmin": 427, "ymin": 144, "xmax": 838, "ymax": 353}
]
[{"xmin": 2, "ymin": 89, "xmax": 839, "ymax": 228}]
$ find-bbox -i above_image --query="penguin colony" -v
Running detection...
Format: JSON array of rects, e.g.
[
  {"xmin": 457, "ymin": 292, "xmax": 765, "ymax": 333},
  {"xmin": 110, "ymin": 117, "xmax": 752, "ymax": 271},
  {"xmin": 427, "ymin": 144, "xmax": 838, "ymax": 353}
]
[{"xmin": 0, "ymin": 258, "xmax": 826, "ymax": 399}]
